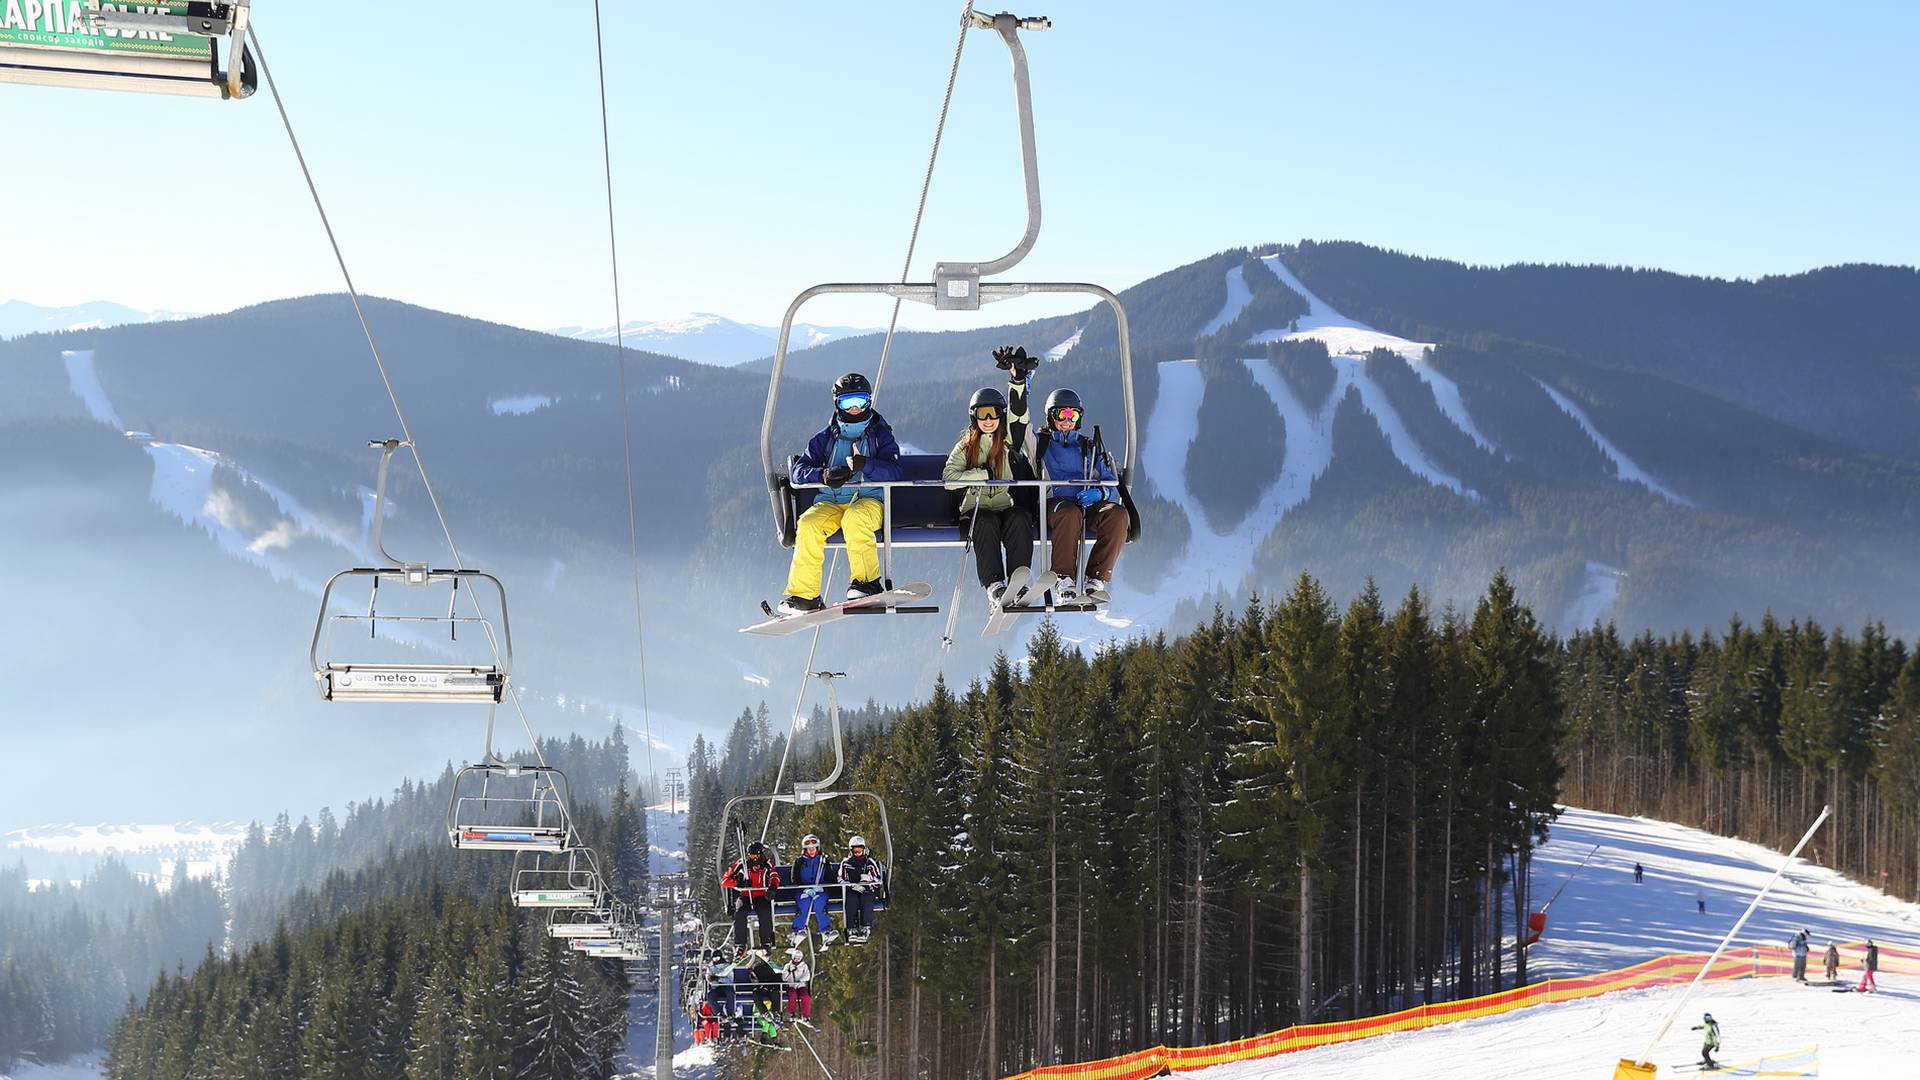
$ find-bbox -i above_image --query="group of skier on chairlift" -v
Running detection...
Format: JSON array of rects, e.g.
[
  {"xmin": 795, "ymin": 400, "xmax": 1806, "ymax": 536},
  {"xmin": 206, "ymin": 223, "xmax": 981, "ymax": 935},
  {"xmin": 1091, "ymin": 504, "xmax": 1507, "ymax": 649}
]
[
  {"xmin": 721, "ymin": 833, "xmax": 884, "ymax": 951},
  {"xmin": 775, "ymin": 345, "xmax": 1125, "ymax": 618}
]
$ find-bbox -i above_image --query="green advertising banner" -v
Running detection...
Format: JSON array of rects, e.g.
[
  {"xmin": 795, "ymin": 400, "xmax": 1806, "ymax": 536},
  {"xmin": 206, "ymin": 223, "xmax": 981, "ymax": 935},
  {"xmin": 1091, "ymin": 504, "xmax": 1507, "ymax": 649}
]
[{"xmin": 0, "ymin": 2, "xmax": 212, "ymax": 61}]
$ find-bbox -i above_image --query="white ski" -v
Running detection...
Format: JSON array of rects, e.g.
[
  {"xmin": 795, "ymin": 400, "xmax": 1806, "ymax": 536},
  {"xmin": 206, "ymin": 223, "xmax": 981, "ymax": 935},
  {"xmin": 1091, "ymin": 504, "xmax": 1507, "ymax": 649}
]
[{"xmin": 981, "ymin": 566, "xmax": 1033, "ymax": 638}]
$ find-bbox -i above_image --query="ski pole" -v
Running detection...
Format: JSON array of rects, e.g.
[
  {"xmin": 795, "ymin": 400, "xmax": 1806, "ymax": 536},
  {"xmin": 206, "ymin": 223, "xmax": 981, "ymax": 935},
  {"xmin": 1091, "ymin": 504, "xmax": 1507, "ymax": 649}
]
[{"xmin": 941, "ymin": 498, "xmax": 984, "ymax": 649}]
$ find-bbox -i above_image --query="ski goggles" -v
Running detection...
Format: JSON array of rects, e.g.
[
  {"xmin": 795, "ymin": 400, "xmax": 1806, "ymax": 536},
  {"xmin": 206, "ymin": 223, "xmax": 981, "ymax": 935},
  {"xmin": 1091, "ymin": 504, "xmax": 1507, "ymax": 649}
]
[
  {"xmin": 1048, "ymin": 406, "xmax": 1082, "ymax": 424},
  {"xmin": 835, "ymin": 393, "xmax": 871, "ymax": 413},
  {"xmin": 971, "ymin": 406, "xmax": 1004, "ymax": 421},
  {"xmin": 803, "ymin": 840, "xmax": 820, "ymax": 849}
]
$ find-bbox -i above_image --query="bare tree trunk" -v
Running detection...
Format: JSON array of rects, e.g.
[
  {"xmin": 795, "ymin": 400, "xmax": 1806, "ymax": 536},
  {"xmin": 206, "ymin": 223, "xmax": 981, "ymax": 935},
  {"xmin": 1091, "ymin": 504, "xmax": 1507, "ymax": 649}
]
[
  {"xmin": 909, "ymin": 936, "xmax": 921, "ymax": 1078},
  {"xmin": 1352, "ymin": 780, "xmax": 1363, "ymax": 1017},
  {"xmin": 1048, "ymin": 822, "xmax": 1059, "ymax": 1064},
  {"xmin": 987, "ymin": 941, "xmax": 998, "ymax": 1078},
  {"xmin": 1297, "ymin": 855, "xmax": 1313, "ymax": 1020}
]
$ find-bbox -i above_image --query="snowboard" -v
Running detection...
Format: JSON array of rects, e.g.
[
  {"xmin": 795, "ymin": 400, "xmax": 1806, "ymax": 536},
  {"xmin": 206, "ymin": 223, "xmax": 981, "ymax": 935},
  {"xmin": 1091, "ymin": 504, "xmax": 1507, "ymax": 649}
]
[{"xmin": 741, "ymin": 582, "xmax": 935, "ymax": 636}]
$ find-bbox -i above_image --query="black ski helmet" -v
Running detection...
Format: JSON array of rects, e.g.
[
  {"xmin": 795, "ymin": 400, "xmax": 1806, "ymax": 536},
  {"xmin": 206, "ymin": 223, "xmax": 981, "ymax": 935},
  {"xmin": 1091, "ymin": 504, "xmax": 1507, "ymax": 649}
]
[
  {"xmin": 1045, "ymin": 387, "xmax": 1084, "ymax": 428},
  {"xmin": 833, "ymin": 372, "xmax": 873, "ymax": 422},
  {"xmin": 746, "ymin": 840, "xmax": 766, "ymax": 858},
  {"xmin": 968, "ymin": 386, "xmax": 1007, "ymax": 420}
]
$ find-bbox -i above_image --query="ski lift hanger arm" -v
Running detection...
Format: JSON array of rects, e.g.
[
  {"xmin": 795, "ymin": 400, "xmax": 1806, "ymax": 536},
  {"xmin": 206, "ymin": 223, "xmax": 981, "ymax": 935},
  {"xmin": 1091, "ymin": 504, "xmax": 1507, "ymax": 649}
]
[{"xmin": 938, "ymin": 10, "xmax": 1049, "ymax": 285}]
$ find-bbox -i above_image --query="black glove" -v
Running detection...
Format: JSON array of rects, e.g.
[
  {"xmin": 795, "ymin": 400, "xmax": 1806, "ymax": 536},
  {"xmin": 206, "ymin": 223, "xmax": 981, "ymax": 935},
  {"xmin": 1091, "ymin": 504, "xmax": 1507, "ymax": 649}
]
[
  {"xmin": 848, "ymin": 451, "xmax": 866, "ymax": 473},
  {"xmin": 823, "ymin": 466, "xmax": 853, "ymax": 488},
  {"xmin": 993, "ymin": 345, "xmax": 1039, "ymax": 379}
]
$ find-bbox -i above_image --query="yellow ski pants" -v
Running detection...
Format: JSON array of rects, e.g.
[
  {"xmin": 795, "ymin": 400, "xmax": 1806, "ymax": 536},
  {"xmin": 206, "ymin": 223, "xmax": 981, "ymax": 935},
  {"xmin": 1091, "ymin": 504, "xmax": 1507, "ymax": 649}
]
[{"xmin": 784, "ymin": 498, "xmax": 884, "ymax": 599}]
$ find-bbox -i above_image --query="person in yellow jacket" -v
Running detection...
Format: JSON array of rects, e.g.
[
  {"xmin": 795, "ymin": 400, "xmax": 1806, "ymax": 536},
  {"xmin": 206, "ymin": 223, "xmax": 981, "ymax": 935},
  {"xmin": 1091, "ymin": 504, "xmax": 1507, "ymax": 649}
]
[{"xmin": 777, "ymin": 373, "xmax": 904, "ymax": 615}]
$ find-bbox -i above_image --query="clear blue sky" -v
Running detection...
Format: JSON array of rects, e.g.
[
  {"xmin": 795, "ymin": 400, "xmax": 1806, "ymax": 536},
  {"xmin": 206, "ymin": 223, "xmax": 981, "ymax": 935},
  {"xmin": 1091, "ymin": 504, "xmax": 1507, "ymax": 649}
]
[{"xmin": 6, "ymin": 1, "xmax": 1916, "ymax": 332}]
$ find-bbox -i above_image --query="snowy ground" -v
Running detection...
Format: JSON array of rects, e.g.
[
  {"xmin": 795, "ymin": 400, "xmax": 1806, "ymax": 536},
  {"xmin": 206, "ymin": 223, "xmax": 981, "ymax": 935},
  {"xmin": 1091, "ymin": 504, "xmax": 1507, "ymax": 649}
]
[
  {"xmin": 1, "ymin": 1051, "xmax": 105, "ymax": 1080},
  {"xmin": 1562, "ymin": 561, "xmax": 1626, "ymax": 631},
  {"xmin": 1187, "ymin": 806, "xmax": 1919, "ymax": 1078},
  {"xmin": 1529, "ymin": 808, "xmax": 1919, "ymax": 977},
  {"xmin": 1185, "ymin": 979, "xmax": 1912, "ymax": 1078}
]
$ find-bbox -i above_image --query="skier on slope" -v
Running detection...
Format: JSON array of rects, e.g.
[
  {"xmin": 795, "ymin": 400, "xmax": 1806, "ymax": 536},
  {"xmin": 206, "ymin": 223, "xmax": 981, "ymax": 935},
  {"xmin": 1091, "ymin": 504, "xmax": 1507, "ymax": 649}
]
[
  {"xmin": 782, "ymin": 947, "xmax": 814, "ymax": 1021},
  {"xmin": 787, "ymin": 833, "xmax": 838, "ymax": 947},
  {"xmin": 775, "ymin": 372, "xmax": 904, "ymax": 616},
  {"xmin": 1003, "ymin": 348, "xmax": 1125, "ymax": 603},
  {"xmin": 1824, "ymin": 941, "xmax": 1840, "ymax": 983},
  {"xmin": 1790, "ymin": 928, "xmax": 1810, "ymax": 982},
  {"xmin": 722, "ymin": 840, "xmax": 781, "ymax": 951},
  {"xmin": 839, "ymin": 833, "xmax": 884, "ymax": 944},
  {"xmin": 944, "ymin": 351, "xmax": 1037, "ymax": 606},
  {"xmin": 1690, "ymin": 1012, "xmax": 1721, "ymax": 1069}
]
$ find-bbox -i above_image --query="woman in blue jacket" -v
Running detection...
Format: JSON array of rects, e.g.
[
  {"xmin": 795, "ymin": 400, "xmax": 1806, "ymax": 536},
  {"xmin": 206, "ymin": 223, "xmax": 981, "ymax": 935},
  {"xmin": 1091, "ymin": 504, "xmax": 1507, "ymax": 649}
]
[
  {"xmin": 777, "ymin": 372, "xmax": 904, "ymax": 615},
  {"xmin": 1006, "ymin": 357, "xmax": 1123, "ymax": 603}
]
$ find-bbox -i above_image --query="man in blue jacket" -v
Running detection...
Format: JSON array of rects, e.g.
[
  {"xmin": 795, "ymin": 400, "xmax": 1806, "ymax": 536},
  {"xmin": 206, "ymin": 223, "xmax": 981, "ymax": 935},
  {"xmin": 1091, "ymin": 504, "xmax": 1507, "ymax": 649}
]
[
  {"xmin": 787, "ymin": 833, "xmax": 838, "ymax": 946},
  {"xmin": 778, "ymin": 372, "xmax": 904, "ymax": 615}
]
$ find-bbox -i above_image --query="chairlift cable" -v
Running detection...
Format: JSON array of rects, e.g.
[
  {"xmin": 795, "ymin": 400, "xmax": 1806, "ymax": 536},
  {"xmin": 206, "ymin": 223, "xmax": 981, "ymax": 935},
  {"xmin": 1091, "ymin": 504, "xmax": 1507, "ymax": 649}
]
[
  {"xmin": 791, "ymin": 1021, "xmax": 839, "ymax": 1080},
  {"xmin": 590, "ymin": 0, "xmax": 660, "ymax": 788},
  {"xmin": 759, "ymin": 0, "xmax": 976, "ymax": 845},
  {"xmin": 253, "ymin": 28, "xmax": 562, "ymax": 779},
  {"xmin": 874, "ymin": 0, "xmax": 974, "ymax": 393}
]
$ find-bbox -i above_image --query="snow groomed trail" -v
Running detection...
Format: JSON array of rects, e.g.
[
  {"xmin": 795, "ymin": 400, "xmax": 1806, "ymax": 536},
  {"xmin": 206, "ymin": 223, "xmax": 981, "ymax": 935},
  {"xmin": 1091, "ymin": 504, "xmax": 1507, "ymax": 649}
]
[{"xmin": 1000, "ymin": 807, "xmax": 1920, "ymax": 1080}]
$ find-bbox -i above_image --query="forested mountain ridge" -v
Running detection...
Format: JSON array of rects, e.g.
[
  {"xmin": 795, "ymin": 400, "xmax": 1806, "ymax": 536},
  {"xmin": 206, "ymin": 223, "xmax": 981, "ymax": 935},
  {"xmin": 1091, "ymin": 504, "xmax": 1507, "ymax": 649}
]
[{"xmin": 6, "ymin": 242, "xmax": 1919, "ymax": 825}]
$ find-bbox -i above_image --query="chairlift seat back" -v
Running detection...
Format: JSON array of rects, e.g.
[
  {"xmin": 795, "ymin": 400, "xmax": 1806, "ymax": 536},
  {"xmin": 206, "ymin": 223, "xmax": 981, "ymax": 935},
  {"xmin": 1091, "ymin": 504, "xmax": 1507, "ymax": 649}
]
[{"xmin": 779, "ymin": 453, "xmax": 1131, "ymax": 548}]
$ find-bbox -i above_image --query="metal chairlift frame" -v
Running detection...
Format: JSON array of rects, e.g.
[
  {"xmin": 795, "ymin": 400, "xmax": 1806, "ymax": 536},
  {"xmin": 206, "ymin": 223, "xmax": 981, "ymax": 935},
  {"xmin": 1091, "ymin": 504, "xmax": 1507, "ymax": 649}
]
[
  {"xmin": 759, "ymin": 12, "xmax": 1138, "ymax": 590},
  {"xmin": 0, "ymin": 1, "xmax": 256, "ymax": 100},
  {"xmin": 714, "ymin": 673, "xmax": 894, "ymax": 909},
  {"xmin": 311, "ymin": 440, "xmax": 511, "ymax": 704},
  {"xmin": 447, "ymin": 758, "xmax": 576, "ymax": 853},
  {"xmin": 511, "ymin": 847, "xmax": 609, "ymax": 908}
]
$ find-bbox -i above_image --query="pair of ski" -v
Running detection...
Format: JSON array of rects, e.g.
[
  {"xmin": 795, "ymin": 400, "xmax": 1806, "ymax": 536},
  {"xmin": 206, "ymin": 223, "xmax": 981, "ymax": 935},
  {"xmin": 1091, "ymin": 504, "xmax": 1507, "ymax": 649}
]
[{"xmin": 983, "ymin": 567, "xmax": 1101, "ymax": 636}]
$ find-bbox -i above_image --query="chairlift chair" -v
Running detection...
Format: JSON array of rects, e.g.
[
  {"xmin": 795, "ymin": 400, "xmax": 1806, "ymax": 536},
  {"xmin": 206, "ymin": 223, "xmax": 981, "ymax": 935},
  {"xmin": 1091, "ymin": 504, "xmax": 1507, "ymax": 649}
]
[
  {"xmin": 311, "ymin": 441, "xmax": 511, "ymax": 704},
  {"xmin": 0, "ymin": 1, "xmax": 256, "ymax": 100},
  {"xmin": 716, "ymin": 673, "xmax": 894, "ymax": 919},
  {"xmin": 448, "ymin": 761, "xmax": 574, "ymax": 852},
  {"xmin": 759, "ymin": 12, "xmax": 1139, "ymax": 590},
  {"xmin": 511, "ymin": 854, "xmax": 607, "ymax": 908},
  {"xmin": 547, "ymin": 907, "xmax": 619, "ymax": 938}
]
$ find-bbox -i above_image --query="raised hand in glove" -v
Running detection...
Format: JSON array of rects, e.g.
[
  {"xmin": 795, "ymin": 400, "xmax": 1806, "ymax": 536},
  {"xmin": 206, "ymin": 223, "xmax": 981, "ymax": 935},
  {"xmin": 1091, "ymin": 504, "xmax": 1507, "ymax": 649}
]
[
  {"xmin": 823, "ymin": 465, "xmax": 854, "ymax": 488},
  {"xmin": 993, "ymin": 345, "xmax": 1038, "ymax": 380},
  {"xmin": 847, "ymin": 451, "xmax": 866, "ymax": 473},
  {"xmin": 1075, "ymin": 486, "xmax": 1105, "ymax": 508}
]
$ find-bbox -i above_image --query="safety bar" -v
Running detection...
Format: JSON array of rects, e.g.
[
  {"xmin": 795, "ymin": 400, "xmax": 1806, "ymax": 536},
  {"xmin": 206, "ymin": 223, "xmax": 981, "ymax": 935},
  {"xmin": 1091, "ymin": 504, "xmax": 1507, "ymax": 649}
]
[
  {"xmin": 714, "ymin": 792, "xmax": 895, "ymax": 902},
  {"xmin": 760, "ymin": 281, "xmax": 1136, "ymax": 545},
  {"xmin": 783, "ymin": 476, "xmax": 1117, "ymax": 580},
  {"xmin": 309, "ymin": 568, "xmax": 513, "ymax": 685}
]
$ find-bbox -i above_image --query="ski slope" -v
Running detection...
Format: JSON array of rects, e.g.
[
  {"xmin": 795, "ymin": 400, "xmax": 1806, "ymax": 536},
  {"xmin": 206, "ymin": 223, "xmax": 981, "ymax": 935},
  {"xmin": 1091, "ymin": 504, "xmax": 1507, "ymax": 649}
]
[
  {"xmin": 1184, "ymin": 980, "xmax": 1910, "ymax": 1078},
  {"xmin": 1186, "ymin": 806, "xmax": 1920, "ymax": 1078},
  {"xmin": 1534, "ymin": 379, "xmax": 1692, "ymax": 506}
]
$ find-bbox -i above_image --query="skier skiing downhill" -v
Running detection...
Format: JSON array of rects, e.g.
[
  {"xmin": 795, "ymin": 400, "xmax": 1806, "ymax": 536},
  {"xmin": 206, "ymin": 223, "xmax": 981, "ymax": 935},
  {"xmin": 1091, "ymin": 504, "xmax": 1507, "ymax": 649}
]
[
  {"xmin": 839, "ymin": 834, "xmax": 883, "ymax": 944},
  {"xmin": 1691, "ymin": 1012, "xmax": 1721, "ymax": 1068},
  {"xmin": 776, "ymin": 372, "xmax": 904, "ymax": 616},
  {"xmin": 723, "ymin": 840, "xmax": 781, "ymax": 951},
  {"xmin": 1001, "ymin": 346, "xmax": 1125, "ymax": 603},
  {"xmin": 787, "ymin": 833, "xmax": 837, "ymax": 946}
]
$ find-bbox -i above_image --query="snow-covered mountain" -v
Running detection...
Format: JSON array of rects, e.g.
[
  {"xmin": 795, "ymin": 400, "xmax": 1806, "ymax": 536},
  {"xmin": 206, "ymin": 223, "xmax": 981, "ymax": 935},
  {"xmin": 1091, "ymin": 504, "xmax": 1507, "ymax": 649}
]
[
  {"xmin": 0, "ymin": 299, "xmax": 199, "ymax": 339},
  {"xmin": 547, "ymin": 312, "xmax": 874, "ymax": 367}
]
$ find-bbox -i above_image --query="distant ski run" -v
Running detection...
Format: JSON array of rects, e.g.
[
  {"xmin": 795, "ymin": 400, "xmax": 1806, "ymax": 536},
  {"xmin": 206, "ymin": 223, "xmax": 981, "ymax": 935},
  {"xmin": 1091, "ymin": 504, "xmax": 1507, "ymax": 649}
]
[{"xmin": 1533, "ymin": 379, "xmax": 1692, "ymax": 506}]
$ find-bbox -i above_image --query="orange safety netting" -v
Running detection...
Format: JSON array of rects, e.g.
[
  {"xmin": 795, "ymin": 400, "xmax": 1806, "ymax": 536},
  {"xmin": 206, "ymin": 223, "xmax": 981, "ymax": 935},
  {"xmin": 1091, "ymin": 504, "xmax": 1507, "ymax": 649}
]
[{"xmin": 998, "ymin": 942, "xmax": 1915, "ymax": 1078}]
